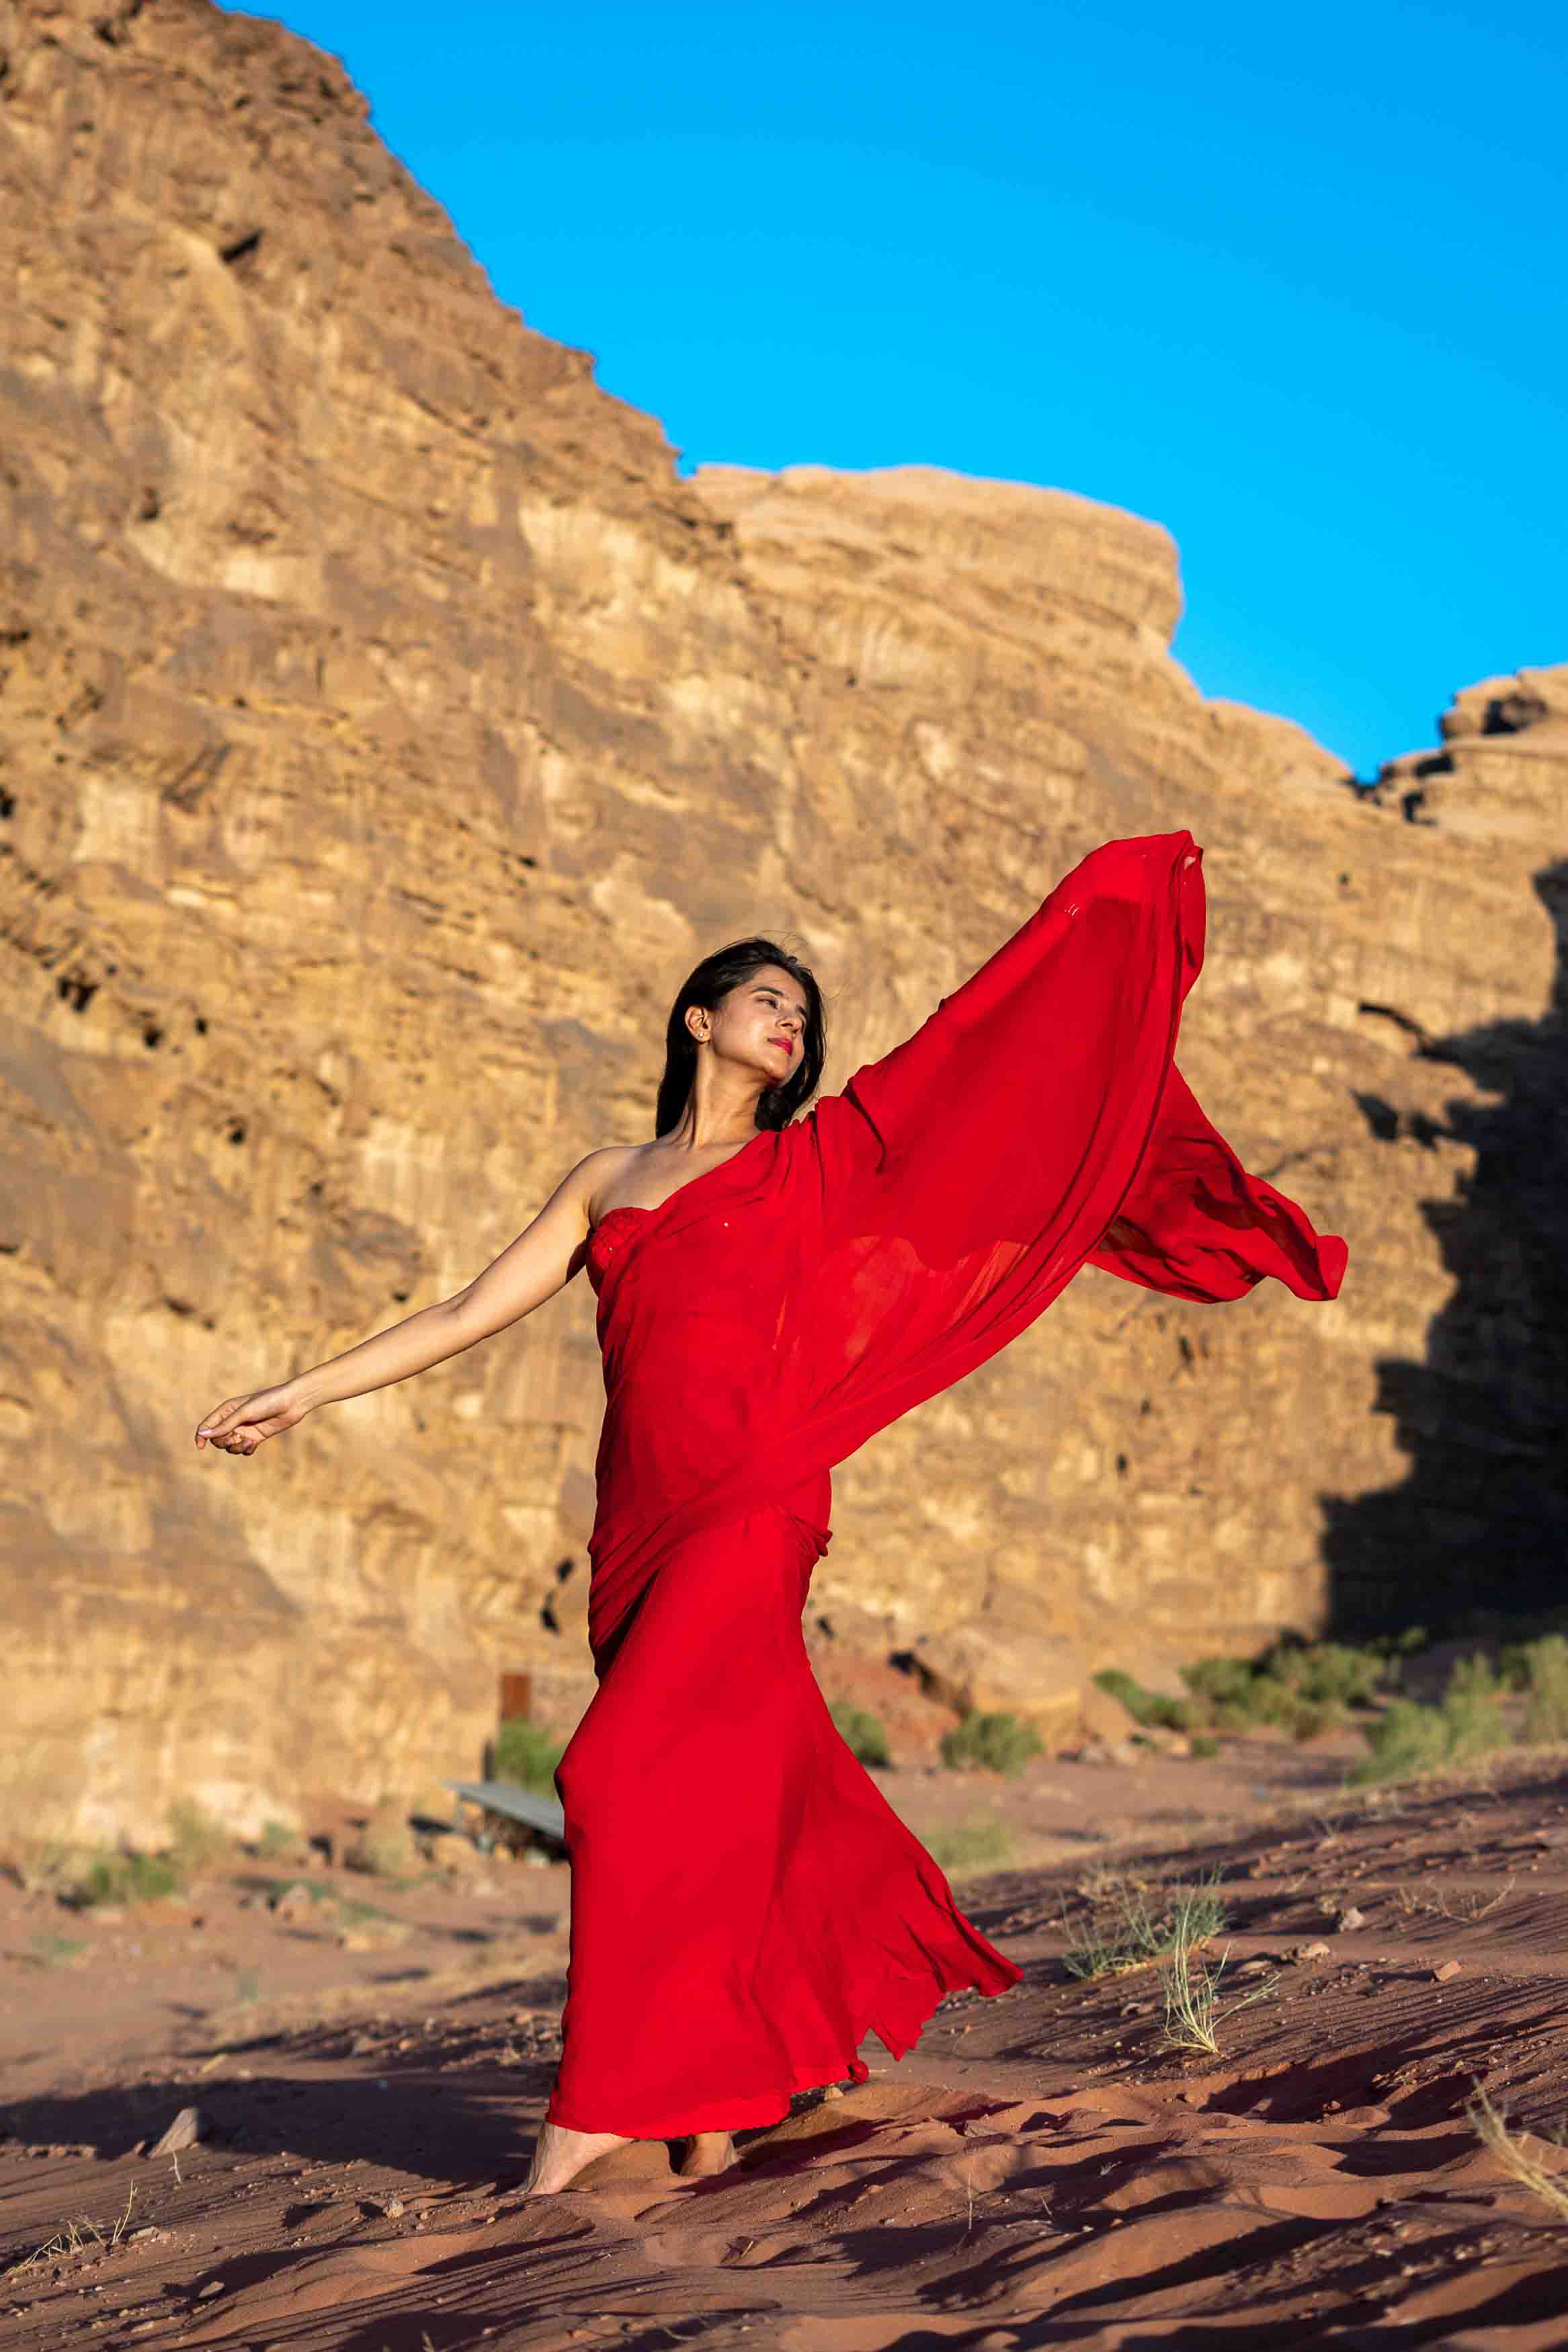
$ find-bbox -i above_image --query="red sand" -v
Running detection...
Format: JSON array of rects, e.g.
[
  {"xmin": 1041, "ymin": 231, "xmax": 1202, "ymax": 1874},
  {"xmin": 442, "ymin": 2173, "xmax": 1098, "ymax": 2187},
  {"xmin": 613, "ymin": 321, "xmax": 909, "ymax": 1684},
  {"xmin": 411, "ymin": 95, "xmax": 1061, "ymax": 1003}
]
[{"xmin": 6, "ymin": 1751, "xmax": 1568, "ymax": 2349}]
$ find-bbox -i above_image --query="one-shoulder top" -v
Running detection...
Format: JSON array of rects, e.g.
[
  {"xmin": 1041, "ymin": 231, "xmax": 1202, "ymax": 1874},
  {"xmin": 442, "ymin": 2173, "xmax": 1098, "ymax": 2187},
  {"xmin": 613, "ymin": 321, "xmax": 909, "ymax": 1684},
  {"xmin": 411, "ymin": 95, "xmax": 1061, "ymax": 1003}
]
[{"xmin": 584, "ymin": 1205, "xmax": 649, "ymax": 1297}]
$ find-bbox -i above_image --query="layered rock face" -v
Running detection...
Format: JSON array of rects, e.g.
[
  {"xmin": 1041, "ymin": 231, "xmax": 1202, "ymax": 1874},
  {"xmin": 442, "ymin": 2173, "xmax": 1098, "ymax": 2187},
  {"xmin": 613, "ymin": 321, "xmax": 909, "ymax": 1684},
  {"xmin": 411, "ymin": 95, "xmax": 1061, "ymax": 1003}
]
[{"xmin": 3, "ymin": 0, "xmax": 1563, "ymax": 1840}]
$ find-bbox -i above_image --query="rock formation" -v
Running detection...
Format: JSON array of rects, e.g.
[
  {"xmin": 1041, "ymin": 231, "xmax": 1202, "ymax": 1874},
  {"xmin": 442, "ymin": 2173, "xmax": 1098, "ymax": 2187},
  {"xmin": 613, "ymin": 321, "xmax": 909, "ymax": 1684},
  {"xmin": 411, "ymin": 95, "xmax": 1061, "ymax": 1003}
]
[{"xmin": 3, "ymin": 0, "xmax": 1564, "ymax": 1840}]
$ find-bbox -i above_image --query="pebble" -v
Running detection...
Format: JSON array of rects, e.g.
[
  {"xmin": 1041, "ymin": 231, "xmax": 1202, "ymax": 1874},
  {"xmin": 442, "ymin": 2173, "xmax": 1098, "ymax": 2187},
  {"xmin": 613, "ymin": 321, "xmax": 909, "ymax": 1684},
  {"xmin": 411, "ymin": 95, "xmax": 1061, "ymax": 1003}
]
[
  {"xmin": 1337, "ymin": 1907, "xmax": 1367, "ymax": 1933},
  {"xmin": 1433, "ymin": 1959, "xmax": 1463, "ymax": 1983},
  {"xmin": 147, "ymin": 2106, "xmax": 204, "ymax": 2157}
]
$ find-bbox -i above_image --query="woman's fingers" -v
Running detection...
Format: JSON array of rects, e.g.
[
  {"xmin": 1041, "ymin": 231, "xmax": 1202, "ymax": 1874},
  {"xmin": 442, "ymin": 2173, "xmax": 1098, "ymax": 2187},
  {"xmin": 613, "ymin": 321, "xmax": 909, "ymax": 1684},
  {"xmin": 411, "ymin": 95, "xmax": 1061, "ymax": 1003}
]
[
  {"xmin": 198, "ymin": 1386, "xmax": 300, "ymax": 1455},
  {"xmin": 196, "ymin": 1396, "xmax": 260, "ymax": 1451}
]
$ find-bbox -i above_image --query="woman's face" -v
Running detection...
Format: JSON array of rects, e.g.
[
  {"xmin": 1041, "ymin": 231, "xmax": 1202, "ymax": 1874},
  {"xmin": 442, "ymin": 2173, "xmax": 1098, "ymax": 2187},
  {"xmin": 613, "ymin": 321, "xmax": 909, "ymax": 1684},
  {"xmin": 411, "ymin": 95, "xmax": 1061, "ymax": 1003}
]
[{"xmin": 692, "ymin": 964, "xmax": 809, "ymax": 1086}]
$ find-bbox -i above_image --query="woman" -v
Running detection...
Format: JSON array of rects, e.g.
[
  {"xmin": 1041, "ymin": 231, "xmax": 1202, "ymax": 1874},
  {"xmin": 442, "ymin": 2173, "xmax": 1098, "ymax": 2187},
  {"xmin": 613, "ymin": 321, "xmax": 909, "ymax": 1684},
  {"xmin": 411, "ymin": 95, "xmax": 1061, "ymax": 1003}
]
[{"xmin": 196, "ymin": 832, "xmax": 1346, "ymax": 2195}]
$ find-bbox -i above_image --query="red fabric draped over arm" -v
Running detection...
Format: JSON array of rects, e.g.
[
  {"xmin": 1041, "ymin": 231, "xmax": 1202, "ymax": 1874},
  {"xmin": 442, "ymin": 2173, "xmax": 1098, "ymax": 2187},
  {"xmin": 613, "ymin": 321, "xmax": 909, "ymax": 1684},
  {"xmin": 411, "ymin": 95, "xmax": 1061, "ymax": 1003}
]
[{"xmin": 782, "ymin": 832, "xmax": 1342, "ymax": 1461}]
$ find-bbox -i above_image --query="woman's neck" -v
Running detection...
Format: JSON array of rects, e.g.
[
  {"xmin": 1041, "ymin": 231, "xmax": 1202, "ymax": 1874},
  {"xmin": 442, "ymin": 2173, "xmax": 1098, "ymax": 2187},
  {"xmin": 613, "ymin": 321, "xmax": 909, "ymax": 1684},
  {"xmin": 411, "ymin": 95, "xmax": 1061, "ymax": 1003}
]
[{"xmin": 665, "ymin": 1071, "xmax": 764, "ymax": 1151}]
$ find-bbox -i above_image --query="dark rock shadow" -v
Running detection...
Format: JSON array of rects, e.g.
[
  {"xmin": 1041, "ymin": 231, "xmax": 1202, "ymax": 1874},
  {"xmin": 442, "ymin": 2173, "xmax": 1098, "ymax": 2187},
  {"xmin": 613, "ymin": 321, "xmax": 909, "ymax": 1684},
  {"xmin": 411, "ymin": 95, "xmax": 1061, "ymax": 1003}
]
[{"xmin": 1324, "ymin": 860, "xmax": 1568, "ymax": 1635}]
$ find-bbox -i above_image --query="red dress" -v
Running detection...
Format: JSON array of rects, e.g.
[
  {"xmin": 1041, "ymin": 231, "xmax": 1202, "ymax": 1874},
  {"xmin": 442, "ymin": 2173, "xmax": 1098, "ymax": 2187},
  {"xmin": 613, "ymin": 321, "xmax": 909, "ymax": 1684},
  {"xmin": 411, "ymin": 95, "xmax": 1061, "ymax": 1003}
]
[{"xmin": 546, "ymin": 835, "xmax": 1346, "ymax": 2137}]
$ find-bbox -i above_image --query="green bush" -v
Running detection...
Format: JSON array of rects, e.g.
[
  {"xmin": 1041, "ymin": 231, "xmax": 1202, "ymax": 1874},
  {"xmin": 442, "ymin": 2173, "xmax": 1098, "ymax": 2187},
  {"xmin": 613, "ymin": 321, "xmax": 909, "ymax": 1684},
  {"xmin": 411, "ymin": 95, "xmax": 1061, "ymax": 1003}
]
[
  {"xmin": 1350, "ymin": 1698, "xmax": 1456, "ymax": 1783},
  {"xmin": 1097, "ymin": 1637, "xmax": 1413, "ymax": 1752},
  {"xmin": 1092, "ymin": 1670, "xmax": 1191, "ymax": 1732},
  {"xmin": 1501, "ymin": 1633, "xmax": 1568, "ymax": 1744},
  {"xmin": 1181, "ymin": 1639, "xmax": 1393, "ymax": 1740},
  {"xmin": 830, "ymin": 1704, "xmax": 891, "ymax": 1767},
  {"xmin": 69, "ymin": 1850, "xmax": 185, "ymax": 1908},
  {"xmin": 1352, "ymin": 1653, "xmax": 1512, "ymax": 1784},
  {"xmin": 1180, "ymin": 1657, "xmax": 1255, "ymax": 1713},
  {"xmin": 940, "ymin": 1711, "xmax": 1042, "ymax": 1776},
  {"xmin": 167, "ymin": 1799, "xmax": 231, "ymax": 1874},
  {"xmin": 493, "ymin": 1719, "xmax": 565, "ymax": 1793},
  {"xmin": 1444, "ymin": 1655, "xmax": 1514, "ymax": 1754},
  {"xmin": 1269, "ymin": 1640, "xmax": 1390, "ymax": 1711}
]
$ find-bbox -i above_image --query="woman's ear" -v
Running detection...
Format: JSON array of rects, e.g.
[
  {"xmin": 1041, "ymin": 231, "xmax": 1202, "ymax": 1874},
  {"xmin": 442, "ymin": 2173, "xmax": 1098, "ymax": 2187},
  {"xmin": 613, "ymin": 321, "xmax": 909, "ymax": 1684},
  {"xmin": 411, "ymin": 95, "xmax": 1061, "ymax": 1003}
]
[{"xmin": 685, "ymin": 1003, "xmax": 710, "ymax": 1045}]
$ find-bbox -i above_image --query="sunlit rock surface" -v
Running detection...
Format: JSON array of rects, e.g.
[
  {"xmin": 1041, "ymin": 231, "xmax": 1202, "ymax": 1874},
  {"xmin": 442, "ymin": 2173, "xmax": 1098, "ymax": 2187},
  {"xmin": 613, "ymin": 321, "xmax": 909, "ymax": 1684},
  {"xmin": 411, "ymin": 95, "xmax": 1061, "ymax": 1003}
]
[{"xmin": 3, "ymin": 0, "xmax": 1564, "ymax": 1838}]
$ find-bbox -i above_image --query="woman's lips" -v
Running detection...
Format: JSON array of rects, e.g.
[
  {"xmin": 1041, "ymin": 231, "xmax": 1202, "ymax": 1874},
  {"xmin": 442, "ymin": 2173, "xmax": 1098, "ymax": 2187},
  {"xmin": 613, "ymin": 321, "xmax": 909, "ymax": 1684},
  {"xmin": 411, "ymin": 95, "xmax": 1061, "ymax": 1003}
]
[{"xmin": 769, "ymin": 1037, "xmax": 793, "ymax": 1055}]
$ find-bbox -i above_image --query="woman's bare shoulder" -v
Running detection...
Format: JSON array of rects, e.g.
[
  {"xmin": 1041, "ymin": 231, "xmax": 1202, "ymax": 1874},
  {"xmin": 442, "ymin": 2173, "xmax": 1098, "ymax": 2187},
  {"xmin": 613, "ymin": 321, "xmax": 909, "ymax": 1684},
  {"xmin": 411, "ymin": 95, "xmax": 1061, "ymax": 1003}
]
[{"xmin": 570, "ymin": 1143, "xmax": 647, "ymax": 1219}]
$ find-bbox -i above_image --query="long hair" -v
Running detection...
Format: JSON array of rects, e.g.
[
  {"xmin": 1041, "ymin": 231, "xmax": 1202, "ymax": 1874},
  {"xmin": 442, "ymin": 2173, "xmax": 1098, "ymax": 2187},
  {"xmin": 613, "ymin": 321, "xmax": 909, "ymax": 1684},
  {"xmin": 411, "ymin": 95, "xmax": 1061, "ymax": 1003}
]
[{"xmin": 655, "ymin": 938, "xmax": 826, "ymax": 1137}]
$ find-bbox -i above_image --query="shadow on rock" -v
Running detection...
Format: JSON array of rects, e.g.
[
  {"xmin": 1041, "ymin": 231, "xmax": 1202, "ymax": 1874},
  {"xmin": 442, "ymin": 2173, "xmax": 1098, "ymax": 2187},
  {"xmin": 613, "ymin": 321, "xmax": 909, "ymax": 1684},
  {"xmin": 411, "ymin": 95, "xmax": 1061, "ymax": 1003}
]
[{"xmin": 1325, "ymin": 858, "xmax": 1568, "ymax": 1635}]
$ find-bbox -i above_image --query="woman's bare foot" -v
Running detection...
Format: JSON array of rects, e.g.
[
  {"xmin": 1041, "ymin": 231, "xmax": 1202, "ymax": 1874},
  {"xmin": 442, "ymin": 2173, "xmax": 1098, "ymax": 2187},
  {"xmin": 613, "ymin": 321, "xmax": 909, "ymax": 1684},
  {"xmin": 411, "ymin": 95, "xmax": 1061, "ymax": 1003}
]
[
  {"xmin": 676, "ymin": 2130, "xmax": 737, "ymax": 2179},
  {"xmin": 522, "ymin": 2121, "xmax": 634, "ymax": 2196}
]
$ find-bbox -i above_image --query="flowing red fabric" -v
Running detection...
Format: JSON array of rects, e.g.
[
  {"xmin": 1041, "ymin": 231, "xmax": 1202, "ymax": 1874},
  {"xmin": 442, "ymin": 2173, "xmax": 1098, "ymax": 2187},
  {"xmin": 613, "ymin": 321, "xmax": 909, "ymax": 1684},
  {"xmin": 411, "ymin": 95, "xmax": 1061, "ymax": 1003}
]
[{"xmin": 546, "ymin": 833, "xmax": 1346, "ymax": 2136}]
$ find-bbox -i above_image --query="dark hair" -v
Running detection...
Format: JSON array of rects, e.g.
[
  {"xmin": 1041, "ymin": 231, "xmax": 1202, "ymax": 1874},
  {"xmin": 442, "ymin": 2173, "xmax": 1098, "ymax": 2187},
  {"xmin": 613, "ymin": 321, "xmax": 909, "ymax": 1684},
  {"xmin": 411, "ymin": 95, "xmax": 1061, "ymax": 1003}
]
[{"xmin": 655, "ymin": 938, "xmax": 825, "ymax": 1136}]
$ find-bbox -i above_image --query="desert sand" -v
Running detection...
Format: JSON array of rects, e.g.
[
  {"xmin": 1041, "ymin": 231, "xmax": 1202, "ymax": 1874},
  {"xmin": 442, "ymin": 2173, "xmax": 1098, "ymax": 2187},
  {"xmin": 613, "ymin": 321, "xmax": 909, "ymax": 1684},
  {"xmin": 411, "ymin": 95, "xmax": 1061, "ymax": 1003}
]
[{"xmin": 6, "ymin": 1745, "xmax": 1568, "ymax": 2349}]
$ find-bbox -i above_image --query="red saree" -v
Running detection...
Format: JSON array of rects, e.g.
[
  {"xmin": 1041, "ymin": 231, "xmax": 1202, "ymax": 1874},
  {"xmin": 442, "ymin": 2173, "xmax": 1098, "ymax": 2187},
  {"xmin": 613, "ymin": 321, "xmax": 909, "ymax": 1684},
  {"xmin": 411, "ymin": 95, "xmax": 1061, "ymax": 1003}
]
[{"xmin": 546, "ymin": 834, "xmax": 1346, "ymax": 2137}]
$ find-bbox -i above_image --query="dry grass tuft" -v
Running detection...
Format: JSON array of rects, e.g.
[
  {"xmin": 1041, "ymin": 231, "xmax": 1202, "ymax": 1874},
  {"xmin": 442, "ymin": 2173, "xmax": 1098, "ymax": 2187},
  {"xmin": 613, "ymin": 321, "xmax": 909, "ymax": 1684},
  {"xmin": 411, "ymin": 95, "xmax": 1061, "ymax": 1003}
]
[
  {"xmin": 1393, "ymin": 1872, "xmax": 1518, "ymax": 1924},
  {"xmin": 1156, "ymin": 1888, "xmax": 1278, "ymax": 2057},
  {"xmin": 1469, "ymin": 2086, "xmax": 1568, "ymax": 2223},
  {"xmin": 4, "ymin": 2189, "xmax": 135, "ymax": 2276},
  {"xmin": 1066, "ymin": 1873, "xmax": 1225, "ymax": 1983}
]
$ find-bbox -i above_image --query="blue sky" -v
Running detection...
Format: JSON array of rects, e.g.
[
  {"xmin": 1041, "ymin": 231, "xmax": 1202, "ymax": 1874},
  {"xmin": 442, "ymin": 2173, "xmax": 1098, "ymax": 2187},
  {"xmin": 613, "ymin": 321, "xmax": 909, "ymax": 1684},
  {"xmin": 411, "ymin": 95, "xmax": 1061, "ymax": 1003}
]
[{"xmin": 231, "ymin": 1, "xmax": 1564, "ymax": 774}]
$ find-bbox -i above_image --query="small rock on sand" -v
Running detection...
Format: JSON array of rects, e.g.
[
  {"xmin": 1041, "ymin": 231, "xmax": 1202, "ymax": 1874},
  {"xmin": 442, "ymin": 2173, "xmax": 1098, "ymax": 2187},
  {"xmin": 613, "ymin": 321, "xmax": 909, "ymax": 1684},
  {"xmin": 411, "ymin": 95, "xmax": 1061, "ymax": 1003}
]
[
  {"xmin": 1433, "ymin": 1958, "xmax": 1463, "ymax": 1983},
  {"xmin": 1337, "ymin": 1906, "xmax": 1367, "ymax": 1932},
  {"xmin": 147, "ymin": 2106, "xmax": 204, "ymax": 2156}
]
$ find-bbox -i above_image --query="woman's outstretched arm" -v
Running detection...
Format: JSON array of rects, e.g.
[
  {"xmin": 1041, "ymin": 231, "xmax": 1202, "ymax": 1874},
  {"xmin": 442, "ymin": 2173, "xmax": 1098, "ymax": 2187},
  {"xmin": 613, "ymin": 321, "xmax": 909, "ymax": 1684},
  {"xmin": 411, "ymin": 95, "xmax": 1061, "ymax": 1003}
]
[{"xmin": 194, "ymin": 1151, "xmax": 619, "ymax": 1459}]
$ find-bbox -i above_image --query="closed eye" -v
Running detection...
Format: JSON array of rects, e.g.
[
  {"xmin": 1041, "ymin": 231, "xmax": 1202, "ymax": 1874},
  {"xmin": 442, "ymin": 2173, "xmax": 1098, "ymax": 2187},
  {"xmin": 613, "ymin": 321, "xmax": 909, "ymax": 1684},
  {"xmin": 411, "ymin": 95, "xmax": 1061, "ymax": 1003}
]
[{"xmin": 753, "ymin": 987, "xmax": 807, "ymax": 1021}]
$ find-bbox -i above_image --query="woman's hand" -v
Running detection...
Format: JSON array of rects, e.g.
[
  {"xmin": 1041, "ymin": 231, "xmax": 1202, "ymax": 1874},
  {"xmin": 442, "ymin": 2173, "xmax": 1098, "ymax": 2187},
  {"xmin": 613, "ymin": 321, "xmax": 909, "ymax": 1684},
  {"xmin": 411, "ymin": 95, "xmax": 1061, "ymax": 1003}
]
[{"xmin": 194, "ymin": 1383, "xmax": 308, "ymax": 1458}]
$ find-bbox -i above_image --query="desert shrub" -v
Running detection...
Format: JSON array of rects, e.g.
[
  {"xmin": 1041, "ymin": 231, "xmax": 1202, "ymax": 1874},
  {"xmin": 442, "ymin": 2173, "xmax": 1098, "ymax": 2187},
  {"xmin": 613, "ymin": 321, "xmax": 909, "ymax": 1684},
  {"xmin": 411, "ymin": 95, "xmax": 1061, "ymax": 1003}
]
[
  {"xmin": 493, "ymin": 1719, "xmax": 565, "ymax": 1793},
  {"xmin": 1269, "ymin": 1640, "xmax": 1390, "ymax": 1711},
  {"xmin": 830, "ymin": 1704, "xmax": 891, "ymax": 1767},
  {"xmin": 1091, "ymin": 1670, "xmax": 1191, "ymax": 1732},
  {"xmin": 69, "ymin": 1850, "xmax": 185, "ymax": 1908},
  {"xmin": 1505, "ymin": 1634, "xmax": 1568, "ymax": 1744},
  {"xmin": 923, "ymin": 1818, "xmax": 1014, "ymax": 1877},
  {"xmin": 1180, "ymin": 1657, "xmax": 1255, "ymax": 1713},
  {"xmin": 1351, "ymin": 1699, "xmax": 1454, "ymax": 1783},
  {"xmin": 167, "ymin": 1799, "xmax": 231, "ymax": 1874},
  {"xmin": 1352, "ymin": 1653, "xmax": 1512, "ymax": 1784},
  {"xmin": 1182, "ymin": 1639, "xmax": 1394, "ymax": 1740},
  {"xmin": 940, "ymin": 1711, "xmax": 1042, "ymax": 1775},
  {"xmin": 1444, "ymin": 1655, "xmax": 1514, "ymax": 1753},
  {"xmin": 255, "ymin": 1819, "xmax": 299, "ymax": 1859}
]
